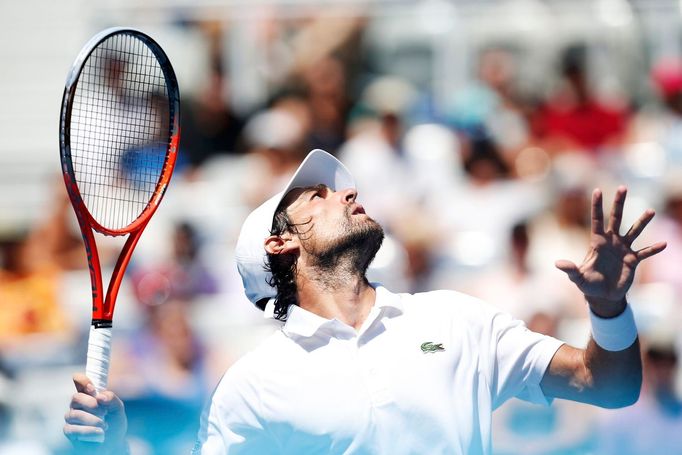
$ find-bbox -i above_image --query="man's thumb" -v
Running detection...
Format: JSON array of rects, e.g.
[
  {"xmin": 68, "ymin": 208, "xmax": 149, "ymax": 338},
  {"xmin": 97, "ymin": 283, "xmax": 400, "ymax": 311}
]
[{"xmin": 555, "ymin": 260, "xmax": 580, "ymax": 281}]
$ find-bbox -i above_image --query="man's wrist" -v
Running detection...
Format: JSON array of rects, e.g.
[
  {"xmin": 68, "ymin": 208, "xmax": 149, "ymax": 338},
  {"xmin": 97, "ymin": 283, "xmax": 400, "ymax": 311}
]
[
  {"xmin": 586, "ymin": 296, "xmax": 627, "ymax": 319},
  {"xmin": 589, "ymin": 303, "xmax": 638, "ymax": 351}
]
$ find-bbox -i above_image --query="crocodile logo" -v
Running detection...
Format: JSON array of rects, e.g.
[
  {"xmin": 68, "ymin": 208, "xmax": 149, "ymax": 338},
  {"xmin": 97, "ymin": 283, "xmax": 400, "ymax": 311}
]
[{"xmin": 421, "ymin": 342, "xmax": 445, "ymax": 353}]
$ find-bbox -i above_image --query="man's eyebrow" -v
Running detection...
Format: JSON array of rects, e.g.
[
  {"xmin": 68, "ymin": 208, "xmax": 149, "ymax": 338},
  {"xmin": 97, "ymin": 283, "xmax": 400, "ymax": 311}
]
[
  {"xmin": 300, "ymin": 184, "xmax": 329, "ymax": 196},
  {"xmin": 281, "ymin": 184, "xmax": 329, "ymax": 209},
  {"xmin": 304, "ymin": 183, "xmax": 328, "ymax": 192}
]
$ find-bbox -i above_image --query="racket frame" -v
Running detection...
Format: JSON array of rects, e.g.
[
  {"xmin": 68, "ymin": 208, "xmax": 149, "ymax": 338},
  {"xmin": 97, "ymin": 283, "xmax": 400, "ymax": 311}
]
[{"xmin": 59, "ymin": 27, "xmax": 180, "ymax": 327}]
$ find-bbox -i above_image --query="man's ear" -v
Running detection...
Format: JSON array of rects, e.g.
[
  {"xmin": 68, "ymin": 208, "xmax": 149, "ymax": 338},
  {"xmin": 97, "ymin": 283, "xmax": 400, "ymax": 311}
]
[{"xmin": 264, "ymin": 234, "xmax": 299, "ymax": 255}]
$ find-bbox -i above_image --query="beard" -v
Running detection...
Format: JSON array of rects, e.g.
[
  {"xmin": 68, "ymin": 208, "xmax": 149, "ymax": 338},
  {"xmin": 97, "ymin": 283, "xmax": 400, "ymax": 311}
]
[{"xmin": 307, "ymin": 209, "xmax": 385, "ymax": 277}]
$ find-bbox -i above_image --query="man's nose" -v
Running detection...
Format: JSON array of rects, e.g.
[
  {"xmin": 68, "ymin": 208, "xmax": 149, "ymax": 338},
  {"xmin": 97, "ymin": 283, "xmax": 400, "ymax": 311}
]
[{"xmin": 340, "ymin": 188, "xmax": 357, "ymax": 204}]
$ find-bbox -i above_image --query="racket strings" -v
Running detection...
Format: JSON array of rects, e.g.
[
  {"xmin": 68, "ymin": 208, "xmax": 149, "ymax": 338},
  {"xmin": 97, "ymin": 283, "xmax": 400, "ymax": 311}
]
[{"xmin": 70, "ymin": 33, "xmax": 172, "ymax": 231}]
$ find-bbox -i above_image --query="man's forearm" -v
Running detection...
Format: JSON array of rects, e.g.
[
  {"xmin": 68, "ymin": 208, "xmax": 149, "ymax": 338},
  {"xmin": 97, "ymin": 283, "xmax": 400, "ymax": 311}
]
[
  {"xmin": 582, "ymin": 336, "xmax": 642, "ymax": 408},
  {"xmin": 541, "ymin": 302, "xmax": 642, "ymax": 408},
  {"xmin": 584, "ymin": 298, "xmax": 642, "ymax": 407}
]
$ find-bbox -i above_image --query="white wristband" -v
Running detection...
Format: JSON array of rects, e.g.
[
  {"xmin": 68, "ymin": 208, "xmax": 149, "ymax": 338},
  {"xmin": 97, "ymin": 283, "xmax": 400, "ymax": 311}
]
[{"xmin": 589, "ymin": 304, "xmax": 638, "ymax": 351}]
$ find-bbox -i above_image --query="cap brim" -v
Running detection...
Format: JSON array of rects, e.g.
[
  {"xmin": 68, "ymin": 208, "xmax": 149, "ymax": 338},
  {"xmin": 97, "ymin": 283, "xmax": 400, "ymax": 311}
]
[{"xmin": 277, "ymin": 149, "xmax": 355, "ymax": 207}]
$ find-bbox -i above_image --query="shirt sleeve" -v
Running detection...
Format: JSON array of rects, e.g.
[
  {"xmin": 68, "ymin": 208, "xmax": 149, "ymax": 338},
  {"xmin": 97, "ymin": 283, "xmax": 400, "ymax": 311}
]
[
  {"xmin": 483, "ymin": 306, "xmax": 564, "ymax": 409},
  {"xmin": 193, "ymin": 366, "xmax": 279, "ymax": 454}
]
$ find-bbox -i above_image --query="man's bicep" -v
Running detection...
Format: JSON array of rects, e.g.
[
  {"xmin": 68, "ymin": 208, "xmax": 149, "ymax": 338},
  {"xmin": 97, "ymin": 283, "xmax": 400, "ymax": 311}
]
[{"xmin": 540, "ymin": 343, "xmax": 591, "ymax": 402}]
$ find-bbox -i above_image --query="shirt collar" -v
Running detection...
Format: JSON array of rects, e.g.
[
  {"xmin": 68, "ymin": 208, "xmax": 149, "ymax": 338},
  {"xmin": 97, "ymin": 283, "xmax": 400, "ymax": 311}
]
[
  {"xmin": 282, "ymin": 283, "xmax": 403, "ymax": 339},
  {"xmin": 373, "ymin": 284, "xmax": 404, "ymax": 316}
]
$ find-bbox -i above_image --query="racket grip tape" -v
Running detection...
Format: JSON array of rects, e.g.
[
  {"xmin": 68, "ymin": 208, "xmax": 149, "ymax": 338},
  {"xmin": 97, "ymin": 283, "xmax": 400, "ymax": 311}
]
[{"xmin": 85, "ymin": 325, "xmax": 112, "ymax": 393}]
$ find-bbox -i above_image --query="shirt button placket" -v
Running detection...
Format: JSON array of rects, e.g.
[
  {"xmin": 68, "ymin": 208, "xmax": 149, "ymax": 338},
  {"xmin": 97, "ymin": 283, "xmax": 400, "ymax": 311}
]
[{"xmin": 357, "ymin": 338, "xmax": 393, "ymax": 407}]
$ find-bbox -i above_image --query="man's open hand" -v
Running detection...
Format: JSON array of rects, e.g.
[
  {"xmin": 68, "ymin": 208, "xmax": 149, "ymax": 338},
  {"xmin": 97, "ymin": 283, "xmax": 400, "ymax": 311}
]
[{"xmin": 555, "ymin": 186, "xmax": 667, "ymax": 318}]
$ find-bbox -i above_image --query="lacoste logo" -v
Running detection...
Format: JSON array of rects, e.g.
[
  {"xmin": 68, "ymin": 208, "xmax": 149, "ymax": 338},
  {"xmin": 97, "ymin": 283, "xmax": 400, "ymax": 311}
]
[{"xmin": 421, "ymin": 342, "xmax": 445, "ymax": 353}]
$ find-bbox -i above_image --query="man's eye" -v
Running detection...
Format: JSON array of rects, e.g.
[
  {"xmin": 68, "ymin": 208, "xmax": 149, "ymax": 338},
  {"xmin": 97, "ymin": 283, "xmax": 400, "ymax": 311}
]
[{"xmin": 311, "ymin": 192, "xmax": 322, "ymax": 199}]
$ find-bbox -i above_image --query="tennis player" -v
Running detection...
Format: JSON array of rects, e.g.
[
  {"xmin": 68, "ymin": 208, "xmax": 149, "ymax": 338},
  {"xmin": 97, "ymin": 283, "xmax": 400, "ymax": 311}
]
[{"xmin": 64, "ymin": 149, "xmax": 666, "ymax": 454}]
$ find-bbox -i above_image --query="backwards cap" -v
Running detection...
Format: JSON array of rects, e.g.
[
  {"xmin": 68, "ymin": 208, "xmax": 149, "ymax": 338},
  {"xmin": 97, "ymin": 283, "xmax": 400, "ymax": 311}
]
[{"xmin": 234, "ymin": 149, "xmax": 355, "ymax": 308}]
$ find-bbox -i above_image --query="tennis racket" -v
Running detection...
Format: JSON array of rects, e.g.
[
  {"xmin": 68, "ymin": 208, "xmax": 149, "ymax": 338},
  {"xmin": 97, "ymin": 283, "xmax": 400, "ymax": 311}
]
[{"xmin": 59, "ymin": 27, "xmax": 180, "ymax": 404}]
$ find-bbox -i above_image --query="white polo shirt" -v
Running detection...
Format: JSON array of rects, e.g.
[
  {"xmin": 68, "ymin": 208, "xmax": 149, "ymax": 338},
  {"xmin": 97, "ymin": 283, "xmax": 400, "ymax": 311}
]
[{"xmin": 194, "ymin": 285, "xmax": 564, "ymax": 455}]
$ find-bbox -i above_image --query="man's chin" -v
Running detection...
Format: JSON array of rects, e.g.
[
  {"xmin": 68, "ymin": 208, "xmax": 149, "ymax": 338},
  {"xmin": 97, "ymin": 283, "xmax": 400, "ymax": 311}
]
[
  {"xmin": 349, "ymin": 222, "xmax": 385, "ymax": 269},
  {"xmin": 352, "ymin": 213, "xmax": 380, "ymax": 229},
  {"xmin": 313, "ymin": 221, "xmax": 384, "ymax": 272}
]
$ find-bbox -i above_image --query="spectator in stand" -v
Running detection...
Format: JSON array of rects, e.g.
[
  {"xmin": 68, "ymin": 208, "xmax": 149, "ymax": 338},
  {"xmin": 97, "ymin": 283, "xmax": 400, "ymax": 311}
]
[
  {"xmin": 0, "ymin": 181, "xmax": 119, "ymax": 371},
  {"xmin": 527, "ymin": 155, "xmax": 596, "ymax": 320},
  {"xmin": 462, "ymin": 134, "xmax": 512, "ymax": 185},
  {"xmin": 428, "ymin": 132, "xmax": 545, "ymax": 275},
  {"xmin": 239, "ymin": 102, "xmax": 311, "ymax": 208},
  {"xmin": 532, "ymin": 44, "xmax": 629, "ymax": 156},
  {"xmin": 448, "ymin": 46, "xmax": 530, "ymax": 162},
  {"xmin": 628, "ymin": 57, "xmax": 682, "ymax": 171},
  {"xmin": 0, "ymin": 231, "xmax": 70, "ymax": 344},
  {"xmin": 131, "ymin": 222, "xmax": 219, "ymax": 306},
  {"xmin": 179, "ymin": 64, "xmax": 245, "ymax": 170},
  {"xmin": 640, "ymin": 172, "xmax": 682, "ymax": 299},
  {"xmin": 300, "ymin": 55, "xmax": 352, "ymax": 155},
  {"xmin": 462, "ymin": 222, "xmax": 562, "ymax": 322}
]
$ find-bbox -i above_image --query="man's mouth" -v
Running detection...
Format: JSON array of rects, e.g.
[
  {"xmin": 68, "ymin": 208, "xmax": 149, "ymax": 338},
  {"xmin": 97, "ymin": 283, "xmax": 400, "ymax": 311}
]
[{"xmin": 351, "ymin": 204, "xmax": 366, "ymax": 215}]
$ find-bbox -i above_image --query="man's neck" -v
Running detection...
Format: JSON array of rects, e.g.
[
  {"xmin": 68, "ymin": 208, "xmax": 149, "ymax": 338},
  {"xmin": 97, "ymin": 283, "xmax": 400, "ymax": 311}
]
[{"xmin": 295, "ymin": 269, "xmax": 376, "ymax": 331}]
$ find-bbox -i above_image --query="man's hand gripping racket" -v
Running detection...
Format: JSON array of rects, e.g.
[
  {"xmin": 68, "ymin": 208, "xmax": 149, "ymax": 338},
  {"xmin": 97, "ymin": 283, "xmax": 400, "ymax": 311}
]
[{"xmin": 60, "ymin": 27, "xmax": 180, "ymax": 444}]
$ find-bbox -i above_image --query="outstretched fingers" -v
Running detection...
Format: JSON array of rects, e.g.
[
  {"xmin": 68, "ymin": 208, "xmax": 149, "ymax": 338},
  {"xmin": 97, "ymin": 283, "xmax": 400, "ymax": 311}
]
[
  {"xmin": 636, "ymin": 241, "xmax": 667, "ymax": 261},
  {"xmin": 607, "ymin": 186, "xmax": 627, "ymax": 234},
  {"xmin": 624, "ymin": 209, "xmax": 656, "ymax": 245},
  {"xmin": 591, "ymin": 189, "xmax": 605, "ymax": 235}
]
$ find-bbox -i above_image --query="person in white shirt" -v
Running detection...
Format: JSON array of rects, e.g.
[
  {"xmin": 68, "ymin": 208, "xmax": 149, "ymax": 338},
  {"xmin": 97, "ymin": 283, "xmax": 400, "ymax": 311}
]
[{"xmin": 64, "ymin": 149, "xmax": 666, "ymax": 454}]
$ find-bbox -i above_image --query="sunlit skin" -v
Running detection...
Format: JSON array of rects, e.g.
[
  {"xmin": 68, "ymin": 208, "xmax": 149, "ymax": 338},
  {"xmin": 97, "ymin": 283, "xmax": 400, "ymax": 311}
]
[
  {"xmin": 557, "ymin": 188, "xmax": 666, "ymax": 316},
  {"xmin": 265, "ymin": 185, "xmax": 380, "ymax": 330},
  {"xmin": 279, "ymin": 184, "xmax": 372, "ymax": 258}
]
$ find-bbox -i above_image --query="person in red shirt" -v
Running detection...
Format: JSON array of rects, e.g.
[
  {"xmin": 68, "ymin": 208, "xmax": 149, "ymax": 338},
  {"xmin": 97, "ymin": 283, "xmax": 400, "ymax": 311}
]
[{"xmin": 533, "ymin": 44, "xmax": 629, "ymax": 155}]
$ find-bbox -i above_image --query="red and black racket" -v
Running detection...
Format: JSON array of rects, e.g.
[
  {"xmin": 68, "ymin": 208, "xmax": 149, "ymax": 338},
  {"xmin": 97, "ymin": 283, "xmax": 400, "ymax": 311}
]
[{"xmin": 59, "ymin": 28, "xmax": 180, "ymax": 399}]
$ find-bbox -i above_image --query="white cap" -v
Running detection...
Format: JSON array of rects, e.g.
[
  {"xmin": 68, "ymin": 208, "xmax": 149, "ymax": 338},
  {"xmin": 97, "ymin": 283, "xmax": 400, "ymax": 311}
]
[{"xmin": 235, "ymin": 149, "xmax": 355, "ymax": 309}]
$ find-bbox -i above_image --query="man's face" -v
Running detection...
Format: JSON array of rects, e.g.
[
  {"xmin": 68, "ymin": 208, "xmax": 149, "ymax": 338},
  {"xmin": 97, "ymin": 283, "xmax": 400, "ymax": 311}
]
[{"xmin": 281, "ymin": 184, "xmax": 384, "ymax": 270}]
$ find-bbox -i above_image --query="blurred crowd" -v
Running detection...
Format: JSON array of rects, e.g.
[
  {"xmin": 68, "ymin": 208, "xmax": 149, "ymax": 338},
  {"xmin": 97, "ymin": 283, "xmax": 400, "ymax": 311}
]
[{"xmin": 3, "ymin": 9, "xmax": 682, "ymax": 455}]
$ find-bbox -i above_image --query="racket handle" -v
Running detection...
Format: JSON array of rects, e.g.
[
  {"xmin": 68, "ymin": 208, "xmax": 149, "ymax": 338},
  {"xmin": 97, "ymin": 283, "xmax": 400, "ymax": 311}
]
[
  {"xmin": 85, "ymin": 325, "xmax": 112, "ymax": 392},
  {"xmin": 84, "ymin": 325, "xmax": 112, "ymax": 444}
]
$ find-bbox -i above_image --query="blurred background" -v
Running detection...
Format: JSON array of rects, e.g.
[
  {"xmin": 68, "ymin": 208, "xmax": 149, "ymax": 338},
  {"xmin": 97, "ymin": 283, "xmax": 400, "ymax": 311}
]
[{"xmin": 2, "ymin": 0, "xmax": 682, "ymax": 453}]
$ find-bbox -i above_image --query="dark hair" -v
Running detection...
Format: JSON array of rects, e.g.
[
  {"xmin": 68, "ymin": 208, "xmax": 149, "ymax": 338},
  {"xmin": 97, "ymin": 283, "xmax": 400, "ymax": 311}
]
[
  {"xmin": 561, "ymin": 43, "xmax": 587, "ymax": 77},
  {"xmin": 464, "ymin": 134, "xmax": 510, "ymax": 179},
  {"xmin": 263, "ymin": 204, "xmax": 308, "ymax": 320}
]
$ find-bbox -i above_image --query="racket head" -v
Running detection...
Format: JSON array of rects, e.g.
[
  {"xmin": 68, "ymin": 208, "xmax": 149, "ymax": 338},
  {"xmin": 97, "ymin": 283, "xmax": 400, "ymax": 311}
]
[{"xmin": 59, "ymin": 27, "xmax": 180, "ymax": 237}]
